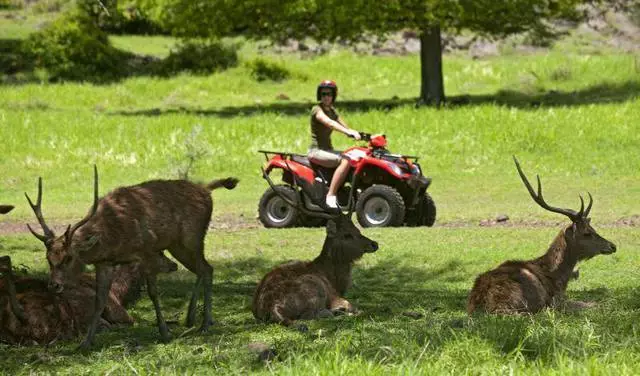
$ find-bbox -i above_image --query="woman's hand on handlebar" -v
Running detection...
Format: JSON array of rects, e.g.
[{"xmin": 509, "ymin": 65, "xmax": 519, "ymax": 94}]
[{"xmin": 346, "ymin": 129, "xmax": 362, "ymax": 140}]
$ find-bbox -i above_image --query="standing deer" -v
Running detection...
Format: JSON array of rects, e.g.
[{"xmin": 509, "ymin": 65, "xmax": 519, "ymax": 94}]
[
  {"xmin": 254, "ymin": 169, "xmax": 378, "ymax": 325},
  {"xmin": 467, "ymin": 157, "xmax": 617, "ymax": 315},
  {"xmin": 25, "ymin": 167, "xmax": 238, "ymax": 349},
  {"xmin": 0, "ymin": 253, "xmax": 177, "ymax": 345}
]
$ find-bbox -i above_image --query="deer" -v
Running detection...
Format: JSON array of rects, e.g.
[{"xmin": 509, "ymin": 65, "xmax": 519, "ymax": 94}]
[
  {"xmin": 467, "ymin": 157, "xmax": 617, "ymax": 315},
  {"xmin": 253, "ymin": 166, "xmax": 379, "ymax": 326},
  {"xmin": 0, "ymin": 253, "xmax": 178, "ymax": 345},
  {"xmin": 25, "ymin": 166, "xmax": 239, "ymax": 349}
]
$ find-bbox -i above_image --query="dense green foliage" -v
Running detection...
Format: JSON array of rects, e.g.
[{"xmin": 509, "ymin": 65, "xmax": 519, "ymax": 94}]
[
  {"xmin": 157, "ymin": 40, "xmax": 239, "ymax": 76},
  {"xmin": 246, "ymin": 57, "xmax": 291, "ymax": 82},
  {"xmin": 20, "ymin": 12, "xmax": 128, "ymax": 82}
]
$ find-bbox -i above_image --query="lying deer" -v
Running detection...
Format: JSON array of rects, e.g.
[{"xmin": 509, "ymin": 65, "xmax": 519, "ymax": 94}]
[
  {"xmin": 467, "ymin": 157, "xmax": 617, "ymax": 315},
  {"xmin": 253, "ymin": 214, "xmax": 378, "ymax": 325},
  {"xmin": 25, "ymin": 167, "xmax": 238, "ymax": 349},
  {"xmin": 253, "ymin": 170, "xmax": 378, "ymax": 325},
  {"xmin": 0, "ymin": 253, "xmax": 177, "ymax": 345}
]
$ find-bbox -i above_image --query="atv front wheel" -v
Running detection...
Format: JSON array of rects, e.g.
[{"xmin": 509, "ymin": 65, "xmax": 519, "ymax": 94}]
[
  {"xmin": 258, "ymin": 185, "xmax": 301, "ymax": 228},
  {"xmin": 406, "ymin": 193, "xmax": 436, "ymax": 227},
  {"xmin": 356, "ymin": 185, "xmax": 405, "ymax": 227}
]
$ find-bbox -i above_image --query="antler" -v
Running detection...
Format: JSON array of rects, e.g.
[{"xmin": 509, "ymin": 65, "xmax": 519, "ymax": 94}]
[
  {"xmin": 66, "ymin": 165, "xmax": 99, "ymax": 241},
  {"xmin": 25, "ymin": 177, "xmax": 56, "ymax": 243},
  {"xmin": 513, "ymin": 156, "xmax": 592, "ymax": 222}
]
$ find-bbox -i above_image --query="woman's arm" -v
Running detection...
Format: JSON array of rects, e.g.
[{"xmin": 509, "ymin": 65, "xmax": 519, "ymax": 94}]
[{"xmin": 315, "ymin": 110, "xmax": 359, "ymax": 138}]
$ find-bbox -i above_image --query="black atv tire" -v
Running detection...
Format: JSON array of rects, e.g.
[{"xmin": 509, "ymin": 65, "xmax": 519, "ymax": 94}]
[
  {"xmin": 258, "ymin": 185, "xmax": 301, "ymax": 228},
  {"xmin": 407, "ymin": 193, "xmax": 437, "ymax": 227},
  {"xmin": 356, "ymin": 185, "xmax": 405, "ymax": 228}
]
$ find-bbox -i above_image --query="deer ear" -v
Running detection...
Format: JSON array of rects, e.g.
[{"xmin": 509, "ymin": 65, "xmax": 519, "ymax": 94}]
[{"xmin": 326, "ymin": 219, "xmax": 337, "ymax": 238}]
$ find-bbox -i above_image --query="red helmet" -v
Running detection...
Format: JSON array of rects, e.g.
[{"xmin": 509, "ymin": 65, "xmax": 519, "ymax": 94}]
[{"xmin": 316, "ymin": 80, "xmax": 338, "ymax": 101}]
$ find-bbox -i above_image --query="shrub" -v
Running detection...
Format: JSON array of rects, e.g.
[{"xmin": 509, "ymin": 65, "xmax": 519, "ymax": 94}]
[
  {"xmin": 156, "ymin": 40, "xmax": 238, "ymax": 76},
  {"xmin": 21, "ymin": 12, "xmax": 129, "ymax": 82},
  {"xmin": 246, "ymin": 57, "xmax": 291, "ymax": 82}
]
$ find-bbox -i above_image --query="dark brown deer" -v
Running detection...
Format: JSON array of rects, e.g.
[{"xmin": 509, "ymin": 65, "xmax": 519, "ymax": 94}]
[
  {"xmin": 252, "ymin": 215, "xmax": 378, "ymax": 325},
  {"xmin": 253, "ymin": 170, "xmax": 378, "ymax": 325},
  {"xmin": 0, "ymin": 205, "xmax": 13, "ymax": 214},
  {"xmin": 0, "ymin": 253, "xmax": 177, "ymax": 345},
  {"xmin": 25, "ymin": 167, "xmax": 238, "ymax": 349},
  {"xmin": 467, "ymin": 157, "xmax": 617, "ymax": 315}
]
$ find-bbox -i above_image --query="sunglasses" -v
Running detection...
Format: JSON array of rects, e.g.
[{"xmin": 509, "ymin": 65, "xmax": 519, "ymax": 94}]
[{"xmin": 320, "ymin": 91, "xmax": 333, "ymax": 97}]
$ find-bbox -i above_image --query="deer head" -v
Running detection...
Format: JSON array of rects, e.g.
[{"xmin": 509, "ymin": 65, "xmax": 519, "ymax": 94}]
[
  {"xmin": 25, "ymin": 166, "xmax": 99, "ymax": 293},
  {"xmin": 322, "ymin": 215, "xmax": 379, "ymax": 263},
  {"xmin": 514, "ymin": 156, "xmax": 616, "ymax": 260}
]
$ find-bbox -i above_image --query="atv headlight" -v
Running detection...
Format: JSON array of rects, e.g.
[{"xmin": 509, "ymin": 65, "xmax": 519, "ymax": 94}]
[
  {"xmin": 411, "ymin": 163, "xmax": 421, "ymax": 176},
  {"xmin": 386, "ymin": 162, "xmax": 404, "ymax": 176}
]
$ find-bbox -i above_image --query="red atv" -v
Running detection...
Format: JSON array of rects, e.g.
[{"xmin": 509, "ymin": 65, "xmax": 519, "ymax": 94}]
[{"xmin": 258, "ymin": 133, "xmax": 436, "ymax": 228}]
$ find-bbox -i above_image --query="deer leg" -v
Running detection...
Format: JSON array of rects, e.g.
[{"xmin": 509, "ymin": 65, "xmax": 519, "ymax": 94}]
[
  {"xmin": 185, "ymin": 275, "xmax": 202, "ymax": 327},
  {"xmin": 169, "ymin": 242, "xmax": 214, "ymax": 333},
  {"xmin": 329, "ymin": 297, "xmax": 355, "ymax": 315},
  {"xmin": 0, "ymin": 256, "xmax": 26, "ymax": 323},
  {"xmin": 198, "ymin": 261, "xmax": 213, "ymax": 333},
  {"xmin": 145, "ymin": 273, "xmax": 171, "ymax": 343},
  {"xmin": 78, "ymin": 264, "xmax": 114, "ymax": 351}
]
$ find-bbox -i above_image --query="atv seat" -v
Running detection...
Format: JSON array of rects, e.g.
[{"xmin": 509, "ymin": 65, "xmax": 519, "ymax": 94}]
[{"xmin": 291, "ymin": 155, "xmax": 312, "ymax": 167}]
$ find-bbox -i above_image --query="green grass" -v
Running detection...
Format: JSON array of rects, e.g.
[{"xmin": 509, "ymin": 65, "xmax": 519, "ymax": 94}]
[
  {"xmin": 1, "ymin": 227, "xmax": 639, "ymax": 374},
  {"xmin": 1, "ymin": 12, "xmax": 640, "ymax": 375}
]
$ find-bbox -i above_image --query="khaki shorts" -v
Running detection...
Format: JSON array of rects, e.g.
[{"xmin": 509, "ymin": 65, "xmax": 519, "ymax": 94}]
[{"xmin": 308, "ymin": 148, "xmax": 343, "ymax": 168}]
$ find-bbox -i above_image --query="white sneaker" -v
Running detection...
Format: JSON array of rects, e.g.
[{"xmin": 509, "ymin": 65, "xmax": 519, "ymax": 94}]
[{"xmin": 325, "ymin": 195, "xmax": 338, "ymax": 209}]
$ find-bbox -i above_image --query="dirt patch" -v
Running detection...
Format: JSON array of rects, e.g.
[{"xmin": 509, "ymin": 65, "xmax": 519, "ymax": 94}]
[{"xmin": 2, "ymin": 215, "xmax": 637, "ymax": 236}]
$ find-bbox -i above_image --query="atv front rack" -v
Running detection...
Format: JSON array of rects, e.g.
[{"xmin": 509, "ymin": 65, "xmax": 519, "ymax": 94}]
[{"xmin": 258, "ymin": 150, "xmax": 308, "ymax": 162}]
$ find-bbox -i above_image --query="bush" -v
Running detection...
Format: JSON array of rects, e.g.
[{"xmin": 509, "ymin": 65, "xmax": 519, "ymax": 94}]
[
  {"xmin": 246, "ymin": 58, "xmax": 291, "ymax": 82},
  {"xmin": 21, "ymin": 13, "xmax": 129, "ymax": 82},
  {"xmin": 156, "ymin": 40, "xmax": 238, "ymax": 76}
]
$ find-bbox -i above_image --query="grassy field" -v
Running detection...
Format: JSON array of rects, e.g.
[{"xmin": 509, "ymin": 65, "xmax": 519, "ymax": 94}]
[{"xmin": 1, "ymin": 9, "xmax": 640, "ymax": 375}]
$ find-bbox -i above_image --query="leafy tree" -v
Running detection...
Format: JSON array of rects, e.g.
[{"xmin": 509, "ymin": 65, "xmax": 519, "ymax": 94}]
[{"xmin": 138, "ymin": 0, "xmax": 610, "ymax": 106}]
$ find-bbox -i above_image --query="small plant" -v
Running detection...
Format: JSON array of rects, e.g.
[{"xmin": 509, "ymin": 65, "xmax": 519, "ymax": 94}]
[
  {"xmin": 168, "ymin": 124, "xmax": 211, "ymax": 180},
  {"xmin": 246, "ymin": 57, "xmax": 291, "ymax": 82},
  {"xmin": 549, "ymin": 67, "xmax": 572, "ymax": 82}
]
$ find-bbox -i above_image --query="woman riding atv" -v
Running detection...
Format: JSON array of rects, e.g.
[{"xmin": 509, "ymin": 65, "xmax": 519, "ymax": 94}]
[{"xmin": 307, "ymin": 80, "xmax": 362, "ymax": 209}]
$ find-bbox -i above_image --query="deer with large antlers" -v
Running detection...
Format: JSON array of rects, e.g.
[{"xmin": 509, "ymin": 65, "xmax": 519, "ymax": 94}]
[
  {"xmin": 467, "ymin": 157, "xmax": 617, "ymax": 315},
  {"xmin": 25, "ymin": 167, "xmax": 239, "ymax": 349}
]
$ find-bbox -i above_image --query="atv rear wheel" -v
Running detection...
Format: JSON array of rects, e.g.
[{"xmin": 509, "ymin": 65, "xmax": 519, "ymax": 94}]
[
  {"xmin": 356, "ymin": 185, "xmax": 405, "ymax": 227},
  {"xmin": 406, "ymin": 193, "xmax": 436, "ymax": 227},
  {"xmin": 258, "ymin": 185, "xmax": 301, "ymax": 228}
]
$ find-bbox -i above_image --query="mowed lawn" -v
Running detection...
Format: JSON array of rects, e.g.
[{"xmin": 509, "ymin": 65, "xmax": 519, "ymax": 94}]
[{"xmin": 1, "ymin": 28, "xmax": 640, "ymax": 374}]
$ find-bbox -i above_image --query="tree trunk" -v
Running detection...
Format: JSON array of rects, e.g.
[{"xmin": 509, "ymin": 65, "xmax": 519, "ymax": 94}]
[{"xmin": 418, "ymin": 26, "xmax": 445, "ymax": 107}]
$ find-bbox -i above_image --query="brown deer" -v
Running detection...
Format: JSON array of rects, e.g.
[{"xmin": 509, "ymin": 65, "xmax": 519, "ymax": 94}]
[
  {"xmin": 25, "ymin": 167, "xmax": 238, "ymax": 349},
  {"xmin": 0, "ymin": 253, "xmax": 177, "ymax": 345},
  {"xmin": 0, "ymin": 205, "xmax": 13, "ymax": 214},
  {"xmin": 253, "ymin": 170, "xmax": 378, "ymax": 325},
  {"xmin": 253, "ymin": 215, "xmax": 378, "ymax": 326},
  {"xmin": 467, "ymin": 157, "xmax": 617, "ymax": 315}
]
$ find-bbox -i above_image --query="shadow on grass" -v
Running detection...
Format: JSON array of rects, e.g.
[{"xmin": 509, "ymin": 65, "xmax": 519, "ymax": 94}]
[
  {"xmin": 108, "ymin": 80, "xmax": 640, "ymax": 119},
  {"xmin": 2, "ymin": 253, "xmax": 640, "ymax": 372}
]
